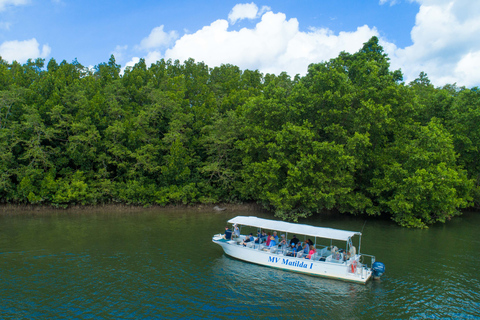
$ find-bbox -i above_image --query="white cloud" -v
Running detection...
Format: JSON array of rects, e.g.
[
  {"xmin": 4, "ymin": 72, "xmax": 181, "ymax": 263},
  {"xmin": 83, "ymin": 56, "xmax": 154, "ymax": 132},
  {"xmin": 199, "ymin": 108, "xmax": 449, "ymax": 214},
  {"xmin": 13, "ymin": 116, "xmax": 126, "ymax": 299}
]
[
  {"xmin": 228, "ymin": 3, "xmax": 270, "ymax": 24},
  {"xmin": 228, "ymin": 2, "xmax": 257, "ymax": 24},
  {"xmin": 455, "ymin": 51, "xmax": 480, "ymax": 86},
  {"xmin": 145, "ymin": 50, "xmax": 162, "ymax": 66},
  {"xmin": 0, "ymin": 0, "xmax": 29, "ymax": 11},
  {"xmin": 164, "ymin": 11, "xmax": 378, "ymax": 76},
  {"xmin": 0, "ymin": 38, "xmax": 51, "ymax": 63},
  {"xmin": 112, "ymin": 44, "xmax": 128, "ymax": 62},
  {"xmin": 138, "ymin": 25, "xmax": 178, "ymax": 50},
  {"xmin": 120, "ymin": 56, "xmax": 140, "ymax": 75},
  {"xmin": 124, "ymin": 1, "xmax": 480, "ymax": 87},
  {"xmin": 387, "ymin": 0, "xmax": 480, "ymax": 87}
]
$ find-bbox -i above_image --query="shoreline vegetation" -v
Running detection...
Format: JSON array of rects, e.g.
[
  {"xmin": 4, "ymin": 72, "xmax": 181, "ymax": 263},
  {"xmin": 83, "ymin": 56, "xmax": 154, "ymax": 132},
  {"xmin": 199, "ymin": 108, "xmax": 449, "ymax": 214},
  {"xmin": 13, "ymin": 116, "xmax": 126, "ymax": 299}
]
[
  {"xmin": 1, "ymin": 37, "xmax": 479, "ymax": 228},
  {"xmin": 0, "ymin": 202, "xmax": 267, "ymax": 215}
]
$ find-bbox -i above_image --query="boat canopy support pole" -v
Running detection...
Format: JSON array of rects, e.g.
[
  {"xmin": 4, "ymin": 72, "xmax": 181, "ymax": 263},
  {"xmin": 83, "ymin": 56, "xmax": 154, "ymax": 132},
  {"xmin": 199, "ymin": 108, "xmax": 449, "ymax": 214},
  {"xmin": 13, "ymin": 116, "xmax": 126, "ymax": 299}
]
[{"xmin": 358, "ymin": 235, "xmax": 362, "ymax": 255}]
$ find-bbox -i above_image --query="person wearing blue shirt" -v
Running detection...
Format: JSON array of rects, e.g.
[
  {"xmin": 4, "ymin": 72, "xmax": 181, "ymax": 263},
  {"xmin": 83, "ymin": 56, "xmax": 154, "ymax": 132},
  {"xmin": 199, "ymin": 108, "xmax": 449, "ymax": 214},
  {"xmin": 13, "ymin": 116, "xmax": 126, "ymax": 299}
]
[
  {"xmin": 261, "ymin": 231, "xmax": 267, "ymax": 243},
  {"xmin": 268, "ymin": 235, "xmax": 277, "ymax": 247},
  {"xmin": 255, "ymin": 230, "xmax": 267, "ymax": 244},
  {"xmin": 289, "ymin": 235, "xmax": 299, "ymax": 247},
  {"xmin": 273, "ymin": 231, "xmax": 279, "ymax": 243},
  {"xmin": 303, "ymin": 241, "xmax": 310, "ymax": 254},
  {"xmin": 242, "ymin": 233, "xmax": 255, "ymax": 246},
  {"xmin": 294, "ymin": 242, "xmax": 303, "ymax": 257},
  {"xmin": 223, "ymin": 226, "xmax": 232, "ymax": 240}
]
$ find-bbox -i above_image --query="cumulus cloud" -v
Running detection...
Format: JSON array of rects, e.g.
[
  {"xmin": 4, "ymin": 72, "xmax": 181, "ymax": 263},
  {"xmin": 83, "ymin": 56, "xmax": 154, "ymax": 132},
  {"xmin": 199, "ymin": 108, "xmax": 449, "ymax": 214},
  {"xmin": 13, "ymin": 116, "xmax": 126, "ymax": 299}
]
[
  {"xmin": 387, "ymin": 0, "xmax": 480, "ymax": 87},
  {"xmin": 228, "ymin": 2, "xmax": 270, "ymax": 24},
  {"xmin": 0, "ymin": 38, "xmax": 51, "ymax": 63},
  {"xmin": 125, "ymin": 1, "xmax": 480, "ymax": 87},
  {"xmin": 0, "ymin": 0, "xmax": 28, "ymax": 11},
  {"xmin": 137, "ymin": 25, "xmax": 178, "ymax": 50},
  {"xmin": 145, "ymin": 50, "xmax": 162, "ymax": 66},
  {"xmin": 164, "ymin": 11, "xmax": 378, "ymax": 76},
  {"xmin": 112, "ymin": 44, "xmax": 128, "ymax": 62}
]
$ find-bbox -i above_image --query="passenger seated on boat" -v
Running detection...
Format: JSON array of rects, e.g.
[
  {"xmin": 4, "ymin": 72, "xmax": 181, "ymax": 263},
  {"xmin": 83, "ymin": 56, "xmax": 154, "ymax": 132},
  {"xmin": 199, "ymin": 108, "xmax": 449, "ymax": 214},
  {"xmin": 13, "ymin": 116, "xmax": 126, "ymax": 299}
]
[
  {"xmin": 286, "ymin": 243, "xmax": 297, "ymax": 256},
  {"xmin": 266, "ymin": 232, "xmax": 272, "ymax": 246},
  {"xmin": 345, "ymin": 245, "xmax": 356, "ymax": 260},
  {"xmin": 268, "ymin": 235, "xmax": 277, "ymax": 248},
  {"xmin": 302, "ymin": 241, "xmax": 310, "ymax": 255},
  {"xmin": 331, "ymin": 246, "xmax": 342, "ymax": 260},
  {"xmin": 285, "ymin": 242, "xmax": 296, "ymax": 256},
  {"xmin": 289, "ymin": 235, "xmax": 299, "ymax": 247},
  {"xmin": 255, "ymin": 230, "xmax": 267, "ymax": 244},
  {"xmin": 232, "ymin": 224, "xmax": 240, "ymax": 238},
  {"xmin": 306, "ymin": 246, "xmax": 316, "ymax": 259},
  {"xmin": 295, "ymin": 242, "xmax": 303, "ymax": 258},
  {"xmin": 242, "ymin": 233, "xmax": 255, "ymax": 246},
  {"xmin": 223, "ymin": 226, "xmax": 232, "ymax": 240},
  {"xmin": 278, "ymin": 234, "xmax": 287, "ymax": 247},
  {"xmin": 273, "ymin": 231, "xmax": 279, "ymax": 243},
  {"xmin": 258, "ymin": 231, "xmax": 267, "ymax": 243}
]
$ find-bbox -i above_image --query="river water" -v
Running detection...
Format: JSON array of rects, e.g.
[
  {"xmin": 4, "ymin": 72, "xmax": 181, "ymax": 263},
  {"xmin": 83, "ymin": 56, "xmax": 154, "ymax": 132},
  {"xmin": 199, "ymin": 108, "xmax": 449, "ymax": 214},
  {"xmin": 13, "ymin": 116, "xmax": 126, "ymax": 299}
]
[{"xmin": 0, "ymin": 208, "xmax": 479, "ymax": 319}]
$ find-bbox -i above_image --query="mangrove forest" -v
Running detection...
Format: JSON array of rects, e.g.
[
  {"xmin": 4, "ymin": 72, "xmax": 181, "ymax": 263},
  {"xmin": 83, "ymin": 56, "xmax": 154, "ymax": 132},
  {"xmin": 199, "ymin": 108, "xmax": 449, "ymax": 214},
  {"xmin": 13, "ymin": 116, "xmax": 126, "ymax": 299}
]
[{"xmin": 1, "ymin": 37, "xmax": 479, "ymax": 228}]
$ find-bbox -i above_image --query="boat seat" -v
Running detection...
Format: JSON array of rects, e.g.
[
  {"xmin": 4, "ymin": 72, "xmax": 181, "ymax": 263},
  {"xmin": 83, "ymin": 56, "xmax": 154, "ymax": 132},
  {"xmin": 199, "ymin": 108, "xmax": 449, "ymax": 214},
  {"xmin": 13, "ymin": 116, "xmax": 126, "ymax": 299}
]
[
  {"xmin": 317, "ymin": 247, "xmax": 328, "ymax": 257},
  {"xmin": 326, "ymin": 253, "xmax": 345, "ymax": 264}
]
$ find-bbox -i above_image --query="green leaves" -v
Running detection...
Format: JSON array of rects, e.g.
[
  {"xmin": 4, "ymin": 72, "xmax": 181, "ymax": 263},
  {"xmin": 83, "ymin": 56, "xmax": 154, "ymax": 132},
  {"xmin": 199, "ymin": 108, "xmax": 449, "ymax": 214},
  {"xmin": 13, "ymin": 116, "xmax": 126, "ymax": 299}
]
[
  {"xmin": 0, "ymin": 38, "xmax": 476, "ymax": 227},
  {"xmin": 370, "ymin": 121, "xmax": 473, "ymax": 227},
  {"xmin": 239, "ymin": 121, "xmax": 358, "ymax": 221}
]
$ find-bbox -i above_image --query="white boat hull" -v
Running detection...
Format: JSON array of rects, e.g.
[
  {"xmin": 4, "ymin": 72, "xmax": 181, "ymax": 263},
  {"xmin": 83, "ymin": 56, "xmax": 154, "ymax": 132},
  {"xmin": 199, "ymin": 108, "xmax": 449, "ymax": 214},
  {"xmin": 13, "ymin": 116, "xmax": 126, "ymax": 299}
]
[{"xmin": 213, "ymin": 237, "xmax": 372, "ymax": 284}]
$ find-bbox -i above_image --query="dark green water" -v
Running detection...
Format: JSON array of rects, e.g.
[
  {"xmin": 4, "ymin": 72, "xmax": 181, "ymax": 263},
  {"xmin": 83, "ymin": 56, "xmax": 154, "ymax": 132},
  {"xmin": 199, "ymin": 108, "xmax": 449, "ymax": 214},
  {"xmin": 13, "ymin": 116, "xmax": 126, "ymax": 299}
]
[{"xmin": 0, "ymin": 208, "xmax": 479, "ymax": 319}]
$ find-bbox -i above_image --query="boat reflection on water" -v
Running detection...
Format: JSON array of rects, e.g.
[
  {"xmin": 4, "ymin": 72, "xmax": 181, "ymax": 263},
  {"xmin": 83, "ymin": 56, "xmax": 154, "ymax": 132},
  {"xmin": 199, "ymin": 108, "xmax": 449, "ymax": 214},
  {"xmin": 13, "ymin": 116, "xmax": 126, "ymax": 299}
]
[{"xmin": 210, "ymin": 255, "xmax": 374, "ymax": 318}]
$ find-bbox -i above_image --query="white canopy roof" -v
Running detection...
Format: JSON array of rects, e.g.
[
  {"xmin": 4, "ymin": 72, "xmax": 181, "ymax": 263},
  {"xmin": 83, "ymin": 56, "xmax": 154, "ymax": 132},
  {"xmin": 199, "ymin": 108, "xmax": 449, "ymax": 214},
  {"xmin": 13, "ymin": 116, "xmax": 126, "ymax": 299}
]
[{"xmin": 228, "ymin": 216, "xmax": 360, "ymax": 241}]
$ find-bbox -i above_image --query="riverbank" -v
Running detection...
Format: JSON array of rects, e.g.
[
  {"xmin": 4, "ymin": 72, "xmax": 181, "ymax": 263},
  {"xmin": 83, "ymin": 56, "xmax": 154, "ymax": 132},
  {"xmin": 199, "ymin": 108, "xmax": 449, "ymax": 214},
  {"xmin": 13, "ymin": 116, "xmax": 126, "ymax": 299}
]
[{"xmin": 0, "ymin": 202, "xmax": 268, "ymax": 215}]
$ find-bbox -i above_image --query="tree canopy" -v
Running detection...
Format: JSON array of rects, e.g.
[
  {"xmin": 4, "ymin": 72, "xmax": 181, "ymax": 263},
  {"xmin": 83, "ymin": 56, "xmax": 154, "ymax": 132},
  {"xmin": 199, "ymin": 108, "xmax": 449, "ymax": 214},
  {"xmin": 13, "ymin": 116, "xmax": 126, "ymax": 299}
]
[{"xmin": 0, "ymin": 37, "xmax": 478, "ymax": 228}]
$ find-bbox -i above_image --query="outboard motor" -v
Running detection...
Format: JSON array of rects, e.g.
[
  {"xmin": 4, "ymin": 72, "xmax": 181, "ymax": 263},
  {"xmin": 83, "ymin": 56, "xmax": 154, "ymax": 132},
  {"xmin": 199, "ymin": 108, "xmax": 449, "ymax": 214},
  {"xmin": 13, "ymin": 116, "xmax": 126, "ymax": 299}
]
[{"xmin": 372, "ymin": 261, "xmax": 386, "ymax": 279}]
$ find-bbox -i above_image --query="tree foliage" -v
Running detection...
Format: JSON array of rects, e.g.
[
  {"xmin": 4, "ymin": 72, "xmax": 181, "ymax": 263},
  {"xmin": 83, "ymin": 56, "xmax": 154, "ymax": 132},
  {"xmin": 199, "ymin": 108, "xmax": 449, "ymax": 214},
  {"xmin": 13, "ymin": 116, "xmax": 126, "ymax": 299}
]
[{"xmin": 0, "ymin": 38, "xmax": 477, "ymax": 227}]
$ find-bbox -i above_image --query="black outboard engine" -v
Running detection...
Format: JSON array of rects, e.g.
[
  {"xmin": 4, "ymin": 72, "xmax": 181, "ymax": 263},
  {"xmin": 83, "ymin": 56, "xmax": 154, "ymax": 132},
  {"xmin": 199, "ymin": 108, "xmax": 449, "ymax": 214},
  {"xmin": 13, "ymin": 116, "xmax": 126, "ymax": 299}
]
[{"xmin": 372, "ymin": 261, "xmax": 385, "ymax": 279}]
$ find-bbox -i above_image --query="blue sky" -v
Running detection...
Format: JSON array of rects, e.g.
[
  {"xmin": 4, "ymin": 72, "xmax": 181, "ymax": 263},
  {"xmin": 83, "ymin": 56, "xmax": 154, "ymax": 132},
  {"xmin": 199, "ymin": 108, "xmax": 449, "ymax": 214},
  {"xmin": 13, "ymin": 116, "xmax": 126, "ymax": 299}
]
[{"xmin": 1, "ymin": 0, "xmax": 479, "ymax": 87}]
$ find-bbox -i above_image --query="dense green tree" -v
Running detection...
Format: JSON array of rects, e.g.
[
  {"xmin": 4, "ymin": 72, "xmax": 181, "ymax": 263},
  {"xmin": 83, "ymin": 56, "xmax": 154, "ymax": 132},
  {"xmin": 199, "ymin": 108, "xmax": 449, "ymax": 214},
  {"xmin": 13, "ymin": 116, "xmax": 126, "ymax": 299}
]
[
  {"xmin": 446, "ymin": 87, "xmax": 480, "ymax": 207},
  {"xmin": 0, "ymin": 38, "xmax": 476, "ymax": 227},
  {"xmin": 370, "ymin": 120, "xmax": 473, "ymax": 227}
]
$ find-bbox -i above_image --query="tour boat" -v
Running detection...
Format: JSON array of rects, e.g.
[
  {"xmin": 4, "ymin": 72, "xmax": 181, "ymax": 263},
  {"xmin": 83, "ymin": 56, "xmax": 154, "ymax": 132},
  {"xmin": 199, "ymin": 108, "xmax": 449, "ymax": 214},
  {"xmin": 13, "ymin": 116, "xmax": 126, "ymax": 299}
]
[{"xmin": 212, "ymin": 216, "xmax": 385, "ymax": 284}]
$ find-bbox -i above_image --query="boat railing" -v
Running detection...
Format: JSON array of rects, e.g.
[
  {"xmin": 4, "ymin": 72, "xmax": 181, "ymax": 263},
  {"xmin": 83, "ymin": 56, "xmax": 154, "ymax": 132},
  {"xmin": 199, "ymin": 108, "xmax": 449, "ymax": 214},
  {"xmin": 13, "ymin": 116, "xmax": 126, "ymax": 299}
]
[
  {"xmin": 242, "ymin": 242, "xmax": 337, "ymax": 262},
  {"xmin": 232, "ymin": 238, "xmax": 371, "ymax": 264},
  {"xmin": 359, "ymin": 254, "xmax": 376, "ymax": 269}
]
